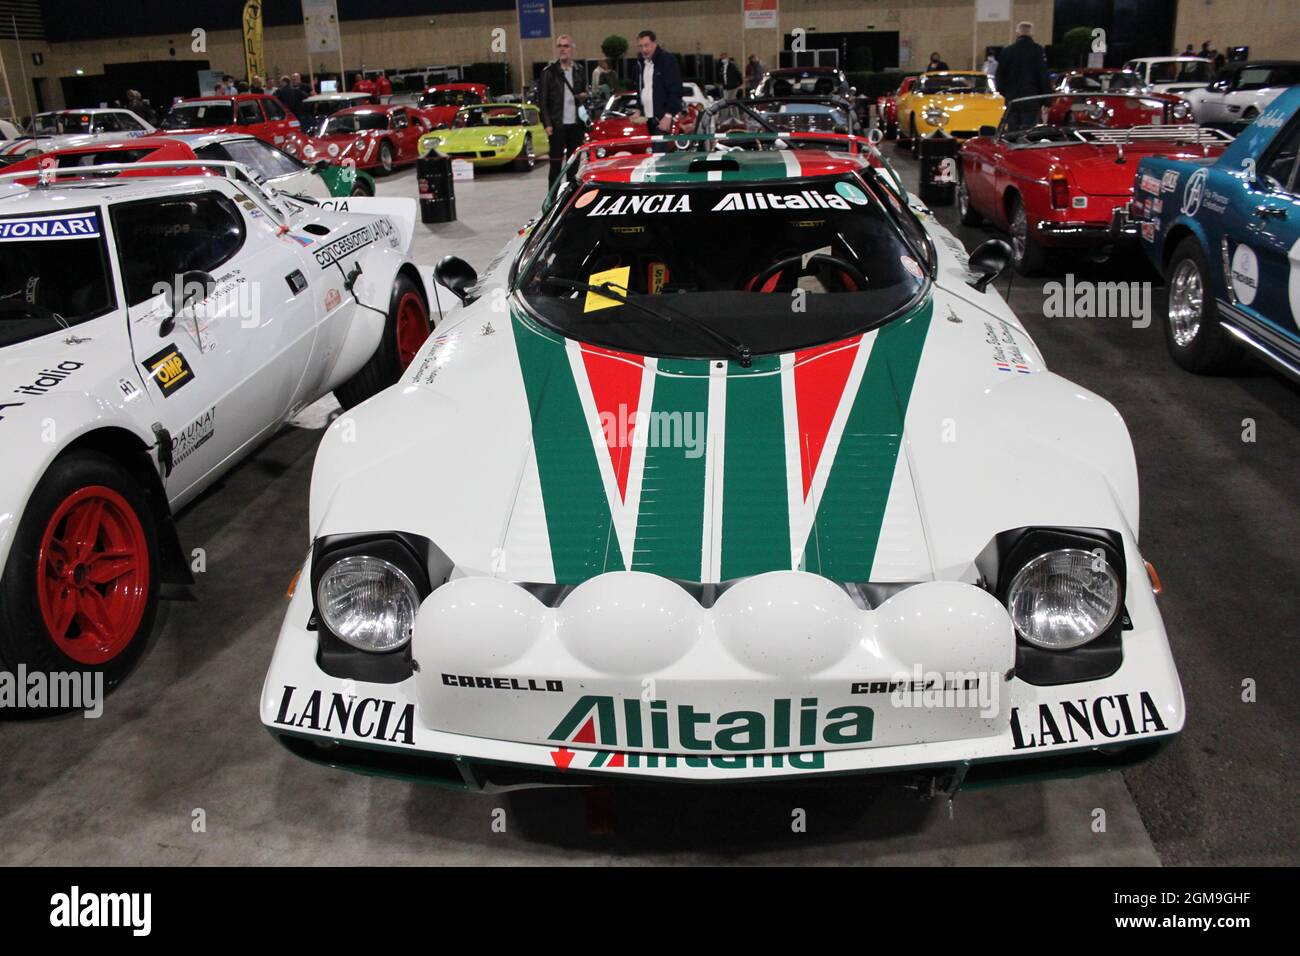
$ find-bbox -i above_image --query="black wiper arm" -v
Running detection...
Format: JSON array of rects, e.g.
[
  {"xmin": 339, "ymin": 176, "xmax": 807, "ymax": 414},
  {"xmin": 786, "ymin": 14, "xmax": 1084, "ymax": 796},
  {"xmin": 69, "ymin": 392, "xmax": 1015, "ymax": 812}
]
[{"xmin": 543, "ymin": 276, "xmax": 752, "ymax": 368}]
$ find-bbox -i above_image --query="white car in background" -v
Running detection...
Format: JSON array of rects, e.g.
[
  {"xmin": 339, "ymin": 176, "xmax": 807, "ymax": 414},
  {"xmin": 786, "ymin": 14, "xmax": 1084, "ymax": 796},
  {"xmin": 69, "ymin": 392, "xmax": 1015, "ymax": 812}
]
[
  {"xmin": 682, "ymin": 82, "xmax": 714, "ymax": 110},
  {"xmin": 0, "ymin": 108, "xmax": 156, "ymax": 160},
  {"xmin": 1182, "ymin": 60, "xmax": 1300, "ymax": 129},
  {"xmin": 1123, "ymin": 56, "xmax": 1216, "ymax": 95},
  {"xmin": 0, "ymin": 162, "xmax": 440, "ymax": 696}
]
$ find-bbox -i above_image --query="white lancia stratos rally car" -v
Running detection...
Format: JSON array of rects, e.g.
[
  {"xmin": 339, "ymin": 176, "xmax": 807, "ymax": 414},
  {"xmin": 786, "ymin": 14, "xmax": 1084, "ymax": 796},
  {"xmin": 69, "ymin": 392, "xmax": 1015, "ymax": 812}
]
[
  {"xmin": 262, "ymin": 136, "xmax": 1183, "ymax": 791},
  {"xmin": 0, "ymin": 161, "xmax": 439, "ymax": 691}
]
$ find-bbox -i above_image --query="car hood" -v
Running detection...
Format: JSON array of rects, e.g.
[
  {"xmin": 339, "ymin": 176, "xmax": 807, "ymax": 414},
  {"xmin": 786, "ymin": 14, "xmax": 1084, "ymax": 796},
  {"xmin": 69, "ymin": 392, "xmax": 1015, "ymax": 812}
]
[{"xmin": 308, "ymin": 274, "xmax": 1152, "ymax": 592}]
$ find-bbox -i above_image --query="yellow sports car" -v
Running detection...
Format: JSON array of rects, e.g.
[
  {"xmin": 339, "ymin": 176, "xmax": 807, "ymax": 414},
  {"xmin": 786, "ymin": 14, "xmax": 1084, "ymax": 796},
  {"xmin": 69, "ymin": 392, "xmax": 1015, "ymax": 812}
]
[
  {"xmin": 418, "ymin": 103, "xmax": 548, "ymax": 171},
  {"xmin": 895, "ymin": 71, "xmax": 1005, "ymax": 156}
]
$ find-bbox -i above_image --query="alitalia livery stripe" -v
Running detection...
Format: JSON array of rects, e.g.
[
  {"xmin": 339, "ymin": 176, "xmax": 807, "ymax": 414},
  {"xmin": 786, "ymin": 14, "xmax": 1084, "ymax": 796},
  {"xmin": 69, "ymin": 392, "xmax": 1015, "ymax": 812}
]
[
  {"xmin": 629, "ymin": 357, "xmax": 712, "ymax": 579},
  {"xmin": 512, "ymin": 315, "xmax": 625, "ymax": 582},
  {"xmin": 719, "ymin": 356, "xmax": 791, "ymax": 579},
  {"xmin": 801, "ymin": 301, "xmax": 934, "ymax": 579}
]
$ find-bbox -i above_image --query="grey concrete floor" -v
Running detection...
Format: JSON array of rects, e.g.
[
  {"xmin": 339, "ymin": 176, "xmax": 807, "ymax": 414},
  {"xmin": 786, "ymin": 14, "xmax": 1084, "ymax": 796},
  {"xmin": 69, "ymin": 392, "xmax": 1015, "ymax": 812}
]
[{"xmin": 0, "ymin": 152, "xmax": 1293, "ymax": 866}]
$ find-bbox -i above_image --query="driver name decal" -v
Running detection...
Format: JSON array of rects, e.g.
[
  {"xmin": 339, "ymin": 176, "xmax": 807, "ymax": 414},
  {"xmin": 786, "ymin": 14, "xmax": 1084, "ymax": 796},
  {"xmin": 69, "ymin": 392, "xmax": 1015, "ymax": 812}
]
[{"xmin": 0, "ymin": 212, "xmax": 100, "ymax": 241}]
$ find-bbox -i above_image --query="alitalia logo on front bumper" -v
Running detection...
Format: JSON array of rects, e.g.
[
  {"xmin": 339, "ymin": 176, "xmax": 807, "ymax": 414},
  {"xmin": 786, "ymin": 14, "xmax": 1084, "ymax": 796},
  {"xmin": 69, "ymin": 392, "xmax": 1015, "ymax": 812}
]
[{"xmin": 549, "ymin": 695, "xmax": 873, "ymax": 752}]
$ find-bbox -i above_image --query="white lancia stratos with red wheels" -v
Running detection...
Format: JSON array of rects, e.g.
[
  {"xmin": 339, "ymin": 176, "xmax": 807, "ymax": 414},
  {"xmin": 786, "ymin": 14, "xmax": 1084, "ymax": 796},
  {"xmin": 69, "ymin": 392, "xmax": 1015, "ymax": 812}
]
[
  {"xmin": 261, "ymin": 137, "xmax": 1183, "ymax": 791},
  {"xmin": 0, "ymin": 162, "xmax": 439, "ymax": 699}
]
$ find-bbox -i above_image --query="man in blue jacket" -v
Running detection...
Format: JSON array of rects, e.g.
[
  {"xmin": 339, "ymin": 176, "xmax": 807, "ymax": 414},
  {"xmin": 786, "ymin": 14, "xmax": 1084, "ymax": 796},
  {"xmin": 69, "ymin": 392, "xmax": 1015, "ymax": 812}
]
[{"xmin": 635, "ymin": 30, "xmax": 683, "ymax": 134}]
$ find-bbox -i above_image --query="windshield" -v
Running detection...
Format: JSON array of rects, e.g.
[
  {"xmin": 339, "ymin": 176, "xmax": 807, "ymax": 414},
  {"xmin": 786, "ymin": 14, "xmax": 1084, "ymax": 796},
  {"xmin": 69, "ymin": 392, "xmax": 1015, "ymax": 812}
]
[
  {"xmin": 0, "ymin": 209, "xmax": 114, "ymax": 347},
  {"xmin": 55, "ymin": 113, "xmax": 100, "ymax": 133},
  {"xmin": 420, "ymin": 89, "xmax": 476, "ymax": 107},
  {"xmin": 756, "ymin": 102, "xmax": 852, "ymax": 132},
  {"xmin": 319, "ymin": 112, "xmax": 388, "ymax": 135},
  {"xmin": 762, "ymin": 73, "xmax": 845, "ymax": 96},
  {"xmin": 1002, "ymin": 93, "xmax": 1186, "ymax": 137},
  {"xmin": 307, "ymin": 98, "xmax": 362, "ymax": 117},
  {"xmin": 1236, "ymin": 65, "xmax": 1300, "ymax": 90},
  {"xmin": 1064, "ymin": 71, "xmax": 1145, "ymax": 92},
  {"xmin": 919, "ymin": 73, "xmax": 993, "ymax": 94},
  {"xmin": 454, "ymin": 106, "xmax": 524, "ymax": 128},
  {"xmin": 517, "ymin": 174, "xmax": 927, "ymax": 357},
  {"xmin": 1149, "ymin": 60, "xmax": 1214, "ymax": 83},
  {"xmin": 163, "ymin": 102, "xmax": 234, "ymax": 129},
  {"xmin": 32, "ymin": 113, "xmax": 59, "ymax": 134}
]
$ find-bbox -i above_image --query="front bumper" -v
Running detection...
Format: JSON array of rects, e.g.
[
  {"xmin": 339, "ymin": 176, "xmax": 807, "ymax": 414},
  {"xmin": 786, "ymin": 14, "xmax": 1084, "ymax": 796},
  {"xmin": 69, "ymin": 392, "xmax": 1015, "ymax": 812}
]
[{"xmin": 262, "ymin": 563, "xmax": 1184, "ymax": 790}]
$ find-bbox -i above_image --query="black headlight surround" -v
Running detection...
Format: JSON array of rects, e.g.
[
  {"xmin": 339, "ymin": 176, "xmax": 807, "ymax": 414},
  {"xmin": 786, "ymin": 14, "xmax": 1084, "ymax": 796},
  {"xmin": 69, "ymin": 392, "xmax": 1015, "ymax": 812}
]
[
  {"xmin": 309, "ymin": 532, "xmax": 451, "ymax": 683},
  {"xmin": 982, "ymin": 527, "xmax": 1129, "ymax": 687}
]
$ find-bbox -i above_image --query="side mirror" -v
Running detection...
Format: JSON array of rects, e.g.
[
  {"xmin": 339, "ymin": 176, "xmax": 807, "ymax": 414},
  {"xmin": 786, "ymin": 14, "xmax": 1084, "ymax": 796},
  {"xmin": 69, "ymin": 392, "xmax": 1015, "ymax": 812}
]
[
  {"xmin": 966, "ymin": 239, "xmax": 1012, "ymax": 292},
  {"xmin": 979, "ymin": 125, "xmax": 997, "ymax": 137},
  {"xmin": 312, "ymin": 159, "xmax": 330, "ymax": 170},
  {"xmin": 161, "ymin": 269, "xmax": 215, "ymax": 335},
  {"xmin": 434, "ymin": 255, "xmax": 478, "ymax": 303}
]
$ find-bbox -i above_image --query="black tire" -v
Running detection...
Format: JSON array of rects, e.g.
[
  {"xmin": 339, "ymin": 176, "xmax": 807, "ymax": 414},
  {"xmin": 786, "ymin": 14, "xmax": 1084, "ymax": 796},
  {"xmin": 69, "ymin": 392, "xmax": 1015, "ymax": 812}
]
[
  {"xmin": 894, "ymin": 115, "xmax": 911, "ymax": 150},
  {"xmin": 1162, "ymin": 236, "xmax": 1239, "ymax": 373},
  {"xmin": 956, "ymin": 163, "xmax": 982, "ymax": 226},
  {"xmin": 910, "ymin": 117, "xmax": 921, "ymax": 159},
  {"xmin": 513, "ymin": 134, "xmax": 536, "ymax": 172},
  {"xmin": 350, "ymin": 179, "xmax": 373, "ymax": 197},
  {"xmin": 0, "ymin": 450, "xmax": 160, "ymax": 710},
  {"xmin": 378, "ymin": 141, "xmax": 394, "ymax": 174},
  {"xmin": 1007, "ymin": 193, "xmax": 1048, "ymax": 276},
  {"xmin": 334, "ymin": 272, "xmax": 432, "ymax": 409}
]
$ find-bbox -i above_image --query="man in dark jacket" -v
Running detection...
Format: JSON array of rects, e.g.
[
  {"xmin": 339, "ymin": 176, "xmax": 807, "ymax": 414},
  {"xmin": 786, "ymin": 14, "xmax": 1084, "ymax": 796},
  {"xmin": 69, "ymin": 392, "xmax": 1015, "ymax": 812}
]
[
  {"xmin": 718, "ymin": 53, "xmax": 742, "ymax": 98},
  {"xmin": 995, "ymin": 21, "xmax": 1051, "ymax": 125},
  {"xmin": 538, "ymin": 34, "xmax": 589, "ymax": 184},
  {"xmin": 275, "ymin": 75, "xmax": 306, "ymax": 121},
  {"xmin": 635, "ymin": 30, "xmax": 683, "ymax": 133}
]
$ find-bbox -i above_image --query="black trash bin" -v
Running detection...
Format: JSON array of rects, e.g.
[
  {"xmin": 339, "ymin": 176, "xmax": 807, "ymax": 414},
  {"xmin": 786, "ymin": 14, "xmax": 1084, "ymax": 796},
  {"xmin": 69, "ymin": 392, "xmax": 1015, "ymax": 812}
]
[
  {"xmin": 418, "ymin": 151, "xmax": 456, "ymax": 223},
  {"xmin": 918, "ymin": 132, "xmax": 959, "ymax": 207}
]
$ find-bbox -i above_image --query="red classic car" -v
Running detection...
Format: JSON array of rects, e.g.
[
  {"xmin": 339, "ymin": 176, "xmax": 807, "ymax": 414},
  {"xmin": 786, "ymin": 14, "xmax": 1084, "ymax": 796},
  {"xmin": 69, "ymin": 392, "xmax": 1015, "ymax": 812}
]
[
  {"xmin": 303, "ymin": 104, "xmax": 431, "ymax": 173},
  {"xmin": 876, "ymin": 75, "xmax": 916, "ymax": 140},
  {"xmin": 417, "ymin": 82, "xmax": 490, "ymax": 129},
  {"xmin": 1048, "ymin": 68, "xmax": 1193, "ymax": 126},
  {"xmin": 956, "ymin": 93, "xmax": 1232, "ymax": 274},
  {"xmin": 586, "ymin": 93, "xmax": 700, "ymax": 153},
  {"xmin": 160, "ymin": 94, "xmax": 307, "ymax": 155}
]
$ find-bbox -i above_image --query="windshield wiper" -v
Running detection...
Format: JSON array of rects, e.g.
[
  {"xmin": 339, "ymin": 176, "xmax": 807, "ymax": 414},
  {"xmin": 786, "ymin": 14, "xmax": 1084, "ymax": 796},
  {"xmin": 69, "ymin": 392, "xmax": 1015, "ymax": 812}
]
[{"xmin": 542, "ymin": 276, "xmax": 752, "ymax": 368}]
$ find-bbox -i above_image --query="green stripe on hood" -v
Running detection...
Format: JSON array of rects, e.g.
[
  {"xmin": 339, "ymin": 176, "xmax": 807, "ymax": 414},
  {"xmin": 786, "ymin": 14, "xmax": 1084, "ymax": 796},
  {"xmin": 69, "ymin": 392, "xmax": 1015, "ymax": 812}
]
[
  {"xmin": 802, "ymin": 300, "xmax": 933, "ymax": 580},
  {"xmin": 512, "ymin": 315, "xmax": 625, "ymax": 582}
]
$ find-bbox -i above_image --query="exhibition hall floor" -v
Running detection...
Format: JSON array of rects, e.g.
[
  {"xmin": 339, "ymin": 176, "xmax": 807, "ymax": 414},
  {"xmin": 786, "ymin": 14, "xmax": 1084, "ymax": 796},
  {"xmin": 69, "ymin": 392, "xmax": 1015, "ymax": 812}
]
[{"xmin": 1, "ymin": 154, "xmax": 1294, "ymax": 866}]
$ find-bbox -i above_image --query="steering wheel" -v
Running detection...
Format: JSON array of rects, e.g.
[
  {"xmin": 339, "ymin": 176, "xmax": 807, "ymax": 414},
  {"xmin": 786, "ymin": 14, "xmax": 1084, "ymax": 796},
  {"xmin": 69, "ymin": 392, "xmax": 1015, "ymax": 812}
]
[{"xmin": 745, "ymin": 253, "xmax": 869, "ymax": 293}]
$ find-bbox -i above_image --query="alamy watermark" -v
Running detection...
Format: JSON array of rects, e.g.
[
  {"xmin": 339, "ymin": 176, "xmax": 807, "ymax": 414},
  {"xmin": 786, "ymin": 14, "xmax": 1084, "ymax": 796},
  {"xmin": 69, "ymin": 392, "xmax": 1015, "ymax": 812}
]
[
  {"xmin": 1043, "ymin": 274, "xmax": 1151, "ymax": 328},
  {"xmin": 595, "ymin": 403, "xmax": 705, "ymax": 459},
  {"xmin": 0, "ymin": 665, "xmax": 103, "ymax": 717}
]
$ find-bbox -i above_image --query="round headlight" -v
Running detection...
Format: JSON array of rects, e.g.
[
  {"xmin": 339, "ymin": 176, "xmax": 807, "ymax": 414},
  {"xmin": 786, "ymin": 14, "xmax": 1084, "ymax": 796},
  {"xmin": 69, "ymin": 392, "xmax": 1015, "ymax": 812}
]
[
  {"xmin": 486, "ymin": 133, "xmax": 509, "ymax": 146},
  {"xmin": 425, "ymin": 136, "xmax": 443, "ymax": 149},
  {"xmin": 303, "ymin": 144, "xmax": 317, "ymax": 159},
  {"xmin": 1007, "ymin": 549, "xmax": 1121, "ymax": 650},
  {"xmin": 923, "ymin": 106, "xmax": 948, "ymax": 127},
  {"xmin": 317, "ymin": 555, "xmax": 419, "ymax": 652}
]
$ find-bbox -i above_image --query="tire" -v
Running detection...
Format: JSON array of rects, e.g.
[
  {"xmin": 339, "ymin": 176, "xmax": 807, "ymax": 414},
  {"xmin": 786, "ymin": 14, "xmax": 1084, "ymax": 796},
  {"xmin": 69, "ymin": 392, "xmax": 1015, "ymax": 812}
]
[
  {"xmin": 378, "ymin": 141, "xmax": 394, "ymax": 174},
  {"xmin": 334, "ymin": 272, "xmax": 432, "ymax": 409},
  {"xmin": 956, "ymin": 164, "xmax": 982, "ymax": 226},
  {"xmin": 910, "ymin": 117, "xmax": 921, "ymax": 159},
  {"xmin": 1162, "ymin": 236, "xmax": 1239, "ymax": 373},
  {"xmin": 894, "ymin": 115, "xmax": 911, "ymax": 150},
  {"xmin": 1007, "ymin": 193, "xmax": 1048, "ymax": 276},
  {"xmin": 350, "ymin": 179, "xmax": 373, "ymax": 196},
  {"xmin": 0, "ymin": 450, "xmax": 160, "ymax": 707},
  {"xmin": 513, "ymin": 134, "xmax": 536, "ymax": 172}
]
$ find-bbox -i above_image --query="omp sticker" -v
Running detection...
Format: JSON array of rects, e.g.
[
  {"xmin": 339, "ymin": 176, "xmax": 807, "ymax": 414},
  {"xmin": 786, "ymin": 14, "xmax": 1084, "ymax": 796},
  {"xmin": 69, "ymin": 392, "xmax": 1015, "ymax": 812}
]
[
  {"xmin": 141, "ymin": 345, "xmax": 194, "ymax": 396},
  {"xmin": 584, "ymin": 266, "xmax": 630, "ymax": 313},
  {"xmin": 1230, "ymin": 243, "xmax": 1259, "ymax": 305},
  {"xmin": 0, "ymin": 211, "xmax": 100, "ymax": 241}
]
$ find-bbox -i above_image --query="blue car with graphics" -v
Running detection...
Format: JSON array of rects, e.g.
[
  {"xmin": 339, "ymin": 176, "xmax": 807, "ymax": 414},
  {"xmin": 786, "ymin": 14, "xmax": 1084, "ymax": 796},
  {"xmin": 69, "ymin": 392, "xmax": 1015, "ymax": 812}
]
[{"xmin": 1133, "ymin": 86, "xmax": 1300, "ymax": 379}]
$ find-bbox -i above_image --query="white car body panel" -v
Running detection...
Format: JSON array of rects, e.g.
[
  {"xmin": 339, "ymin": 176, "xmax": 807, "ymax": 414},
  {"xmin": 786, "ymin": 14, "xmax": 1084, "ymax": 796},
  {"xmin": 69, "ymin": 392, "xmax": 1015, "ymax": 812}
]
[
  {"xmin": 0, "ymin": 109, "xmax": 157, "ymax": 159},
  {"xmin": 1124, "ymin": 57, "xmax": 1216, "ymax": 96}
]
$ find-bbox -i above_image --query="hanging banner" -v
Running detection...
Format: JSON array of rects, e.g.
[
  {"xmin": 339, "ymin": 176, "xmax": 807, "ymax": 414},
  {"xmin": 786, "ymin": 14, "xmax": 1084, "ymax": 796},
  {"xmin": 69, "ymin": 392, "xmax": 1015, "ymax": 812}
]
[
  {"xmin": 242, "ymin": 1, "xmax": 265, "ymax": 83},
  {"xmin": 302, "ymin": 0, "xmax": 342, "ymax": 54},
  {"xmin": 743, "ymin": 0, "xmax": 778, "ymax": 29},
  {"xmin": 517, "ymin": 1, "xmax": 552, "ymax": 40},
  {"xmin": 975, "ymin": 0, "xmax": 1011, "ymax": 22}
]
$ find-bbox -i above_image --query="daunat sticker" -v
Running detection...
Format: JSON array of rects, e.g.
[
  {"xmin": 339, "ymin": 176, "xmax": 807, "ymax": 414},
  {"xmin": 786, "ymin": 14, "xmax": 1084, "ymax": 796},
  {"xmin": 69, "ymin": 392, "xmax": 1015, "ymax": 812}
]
[
  {"xmin": 141, "ymin": 345, "xmax": 194, "ymax": 396},
  {"xmin": 0, "ymin": 211, "xmax": 101, "ymax": 241}
]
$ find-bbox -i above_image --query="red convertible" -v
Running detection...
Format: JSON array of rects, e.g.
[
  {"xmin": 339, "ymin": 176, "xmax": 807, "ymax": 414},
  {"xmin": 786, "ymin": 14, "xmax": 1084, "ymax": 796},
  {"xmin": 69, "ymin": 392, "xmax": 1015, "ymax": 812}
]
[
  {"xmin": 876, "ymin": 75, "xmax": 916, "ymax": 140},
  {"xmin": 1048, "ymin": 68, "xmax": 1193, "ymax": 126},
  {"xmin": 956, "ymin": 93, "xmax": 1232, "ymax": 274},
  {"xmin": 302, "ymin": 104, "xmax": 431, "ymax": 173},
  {"xmin": 417, "ymin": 82, "xmax": 490, "ymax": 129},
  {"xmin": 586, "ymin": 92, "xmax": 700, "ymax": 153}
]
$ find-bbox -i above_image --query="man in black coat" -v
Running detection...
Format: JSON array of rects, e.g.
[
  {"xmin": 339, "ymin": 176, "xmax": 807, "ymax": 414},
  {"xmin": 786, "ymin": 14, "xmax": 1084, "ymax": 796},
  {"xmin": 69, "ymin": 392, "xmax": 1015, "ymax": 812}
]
[
  {"xmin": 718, "ymin": 53, "xmax": 742, "ymax": 98},
  {"xmin": 995, "ymin": 21, "xmax": 1052, "ymax": 126},
  {"xmin": 537, "ymin": 34, "xmax": 589, "ymax": 184},
  {"xmin": 274, "ymin": 75, "xmax": 306, "ymax": 121},
  {"xmin": 635, "ymin": 30, "xmax": 683, "ymax": 134}
]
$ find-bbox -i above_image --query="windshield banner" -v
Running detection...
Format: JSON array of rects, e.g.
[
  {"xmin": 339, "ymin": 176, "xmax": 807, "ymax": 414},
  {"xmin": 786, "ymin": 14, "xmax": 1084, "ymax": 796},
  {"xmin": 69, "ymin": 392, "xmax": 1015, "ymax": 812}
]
[{"xmin": 0, "ymin": 212, "xmax": 101, "ymax": 242}]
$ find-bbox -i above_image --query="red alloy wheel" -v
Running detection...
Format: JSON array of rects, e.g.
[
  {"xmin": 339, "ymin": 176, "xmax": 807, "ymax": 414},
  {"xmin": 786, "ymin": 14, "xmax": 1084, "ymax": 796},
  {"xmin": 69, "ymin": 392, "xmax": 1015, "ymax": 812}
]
[
  {"xmin": 393, "ymin": 290, "xmax": 430, "ymax": 368},
  {"xmin": 35, "ymin": 485, "xmax": 151, "ymax": 666}
]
